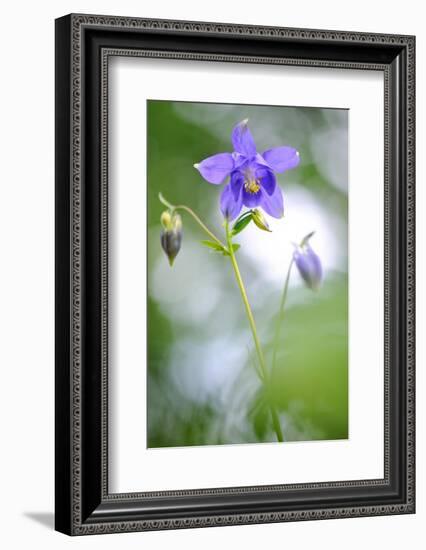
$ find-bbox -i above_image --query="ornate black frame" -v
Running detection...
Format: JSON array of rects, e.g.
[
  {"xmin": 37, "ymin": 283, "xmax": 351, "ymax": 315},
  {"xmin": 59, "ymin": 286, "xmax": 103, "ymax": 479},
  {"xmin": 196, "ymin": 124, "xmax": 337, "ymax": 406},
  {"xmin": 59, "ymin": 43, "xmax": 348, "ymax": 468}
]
[{"xmin": 55, "ymin": 13, "xmax": 415, "ymax": 535}]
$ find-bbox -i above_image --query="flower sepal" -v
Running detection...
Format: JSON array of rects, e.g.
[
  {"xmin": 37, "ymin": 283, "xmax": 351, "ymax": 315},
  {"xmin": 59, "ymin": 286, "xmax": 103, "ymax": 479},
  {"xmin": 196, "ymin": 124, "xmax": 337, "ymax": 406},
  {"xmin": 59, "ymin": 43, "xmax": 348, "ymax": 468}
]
[
  {"xmin": 231, "ymin": 208, "xmax": 272, "ymax": 237},
  {"xmin": 300, "ymin": 231, "xmax": 315, "ymax": 247},
  {"xmin": 251, "ymin": 209, "xmax": 272, "ymax": 232},
  {"xmin": 231, "ymin": 211, "xmax": 253, "ymax": 237}
]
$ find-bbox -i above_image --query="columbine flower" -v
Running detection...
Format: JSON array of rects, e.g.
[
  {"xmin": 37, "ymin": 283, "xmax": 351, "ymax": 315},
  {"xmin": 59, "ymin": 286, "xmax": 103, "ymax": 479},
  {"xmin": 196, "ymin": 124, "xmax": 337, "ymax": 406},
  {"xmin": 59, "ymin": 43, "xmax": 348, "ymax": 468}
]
[
  {"xmin": 160, "ymin": 211, "xmax": 183, "ymax": 266},
  {"xmin": 293, "ymin": 233, "xmax": 322, "ymax": 290},
  {"xmin": 194, "ymin": 119, "xmax": 300, "ymax": 220}
]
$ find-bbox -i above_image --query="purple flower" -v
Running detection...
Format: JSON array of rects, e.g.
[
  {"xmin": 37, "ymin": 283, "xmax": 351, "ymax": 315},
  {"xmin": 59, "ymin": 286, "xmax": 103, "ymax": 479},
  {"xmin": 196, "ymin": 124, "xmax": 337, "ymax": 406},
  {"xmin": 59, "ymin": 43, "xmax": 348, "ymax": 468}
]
[
  {"xmin": 194, "ymin": 119, "xmax": 300, "ymax": 220},
  {"xmin": 293, "ymin": 241, "xmax": 323, "ymax": 291}
]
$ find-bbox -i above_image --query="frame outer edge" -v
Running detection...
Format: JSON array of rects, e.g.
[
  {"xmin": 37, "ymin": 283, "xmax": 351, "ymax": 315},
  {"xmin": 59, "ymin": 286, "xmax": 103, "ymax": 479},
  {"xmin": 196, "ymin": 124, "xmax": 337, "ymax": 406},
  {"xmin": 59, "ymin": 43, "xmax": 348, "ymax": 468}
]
[
  {"xmin": 59, "ymin": 13, "xmax": 416, "ymax": 535},
  {"xmin": 55, "ymin": 14, "xmax": 73, "ymax": 536}
]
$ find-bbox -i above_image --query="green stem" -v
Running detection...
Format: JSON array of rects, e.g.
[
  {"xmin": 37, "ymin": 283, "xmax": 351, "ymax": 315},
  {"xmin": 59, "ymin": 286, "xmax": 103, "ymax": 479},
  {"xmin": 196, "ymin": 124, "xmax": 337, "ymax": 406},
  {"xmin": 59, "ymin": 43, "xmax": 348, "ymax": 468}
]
[
  {"xmin": 271, "ymin": 258, "xmax": 294, "ymax": 376},
  {"xmin": 159, "ymin": 194, "xmax": 226, "ymax": 249},
  {"xmin": 225, "ymin": 220, "xmax": 283, "ymax": 443},
  {"xmin": 225, "ymin": 221, "xmax": 267, "ymax": 380},
  {"xmin": 174, "ymin": 205, "xmax": 226, "ymax": 249}
]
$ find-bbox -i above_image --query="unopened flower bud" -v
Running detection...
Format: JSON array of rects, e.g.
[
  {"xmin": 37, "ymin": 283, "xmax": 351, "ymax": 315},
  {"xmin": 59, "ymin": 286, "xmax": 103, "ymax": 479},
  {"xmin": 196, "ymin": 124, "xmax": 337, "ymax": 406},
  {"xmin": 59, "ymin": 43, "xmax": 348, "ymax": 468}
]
[
  {"xmin": 160, "ymin": 210, "xmax": 172, "ymax": 229},
  {"xmin": 251, "ymin": 209, "xmax": 271, "ymax": 232},
  {"xmin": 160, "ymin": 212, "xmax": 183, "ymax": 266},
  {"xmin": 293, "ymin": 233, "xmax": 322, "ymax": 290}
]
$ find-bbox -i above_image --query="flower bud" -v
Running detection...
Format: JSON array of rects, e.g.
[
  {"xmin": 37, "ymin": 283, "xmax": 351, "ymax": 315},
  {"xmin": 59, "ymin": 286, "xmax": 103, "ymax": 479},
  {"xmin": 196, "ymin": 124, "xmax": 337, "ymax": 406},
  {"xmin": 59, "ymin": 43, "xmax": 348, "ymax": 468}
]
[
  {"xmin": 160, "ymin": 212, "xmax": 182, "ymax": 266},
  {"xmin": 293, "ymin": 236, "xmax": 322, "ymax": 291},
  {"xmin": 160, "ymin": 210, "xmax": 172, "ymax": 229},
  {"xmin": 251, "ymin": 209, "xmax": 271, "ymax": 232}
]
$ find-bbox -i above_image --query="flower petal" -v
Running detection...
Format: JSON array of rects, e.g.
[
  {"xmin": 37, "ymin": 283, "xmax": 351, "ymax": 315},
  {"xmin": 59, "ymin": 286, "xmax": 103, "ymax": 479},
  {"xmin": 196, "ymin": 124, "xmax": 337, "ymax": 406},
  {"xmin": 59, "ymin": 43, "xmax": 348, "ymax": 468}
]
[
  {"xmin": 258, "ymin": 184, "xmax": 284, "ymax": 218},
  {"xmin": 242, "ymin": 187, "xmax": 262, "ymax": 208},
  {"xmin": 231, "ymin": 119, "xmax": 257, "ymax": 158},
  {"xmin": 232, "ymin": 152, "xmax": 248, "ymax": 170},
  {"xmin": 262, "ymin": 146, "xmax": 300, "ymax": 173},
  {"xmin": 230, "ymin": 171, "xmax": 244, "ymax": 200},
  {"xmin": 220, "ymin": 183, "xmax": 243, "ymax": 220},
  {"xmin": 194, "ymin": 152, "xmax": 234, "ymax": 184},
  {"xmin": 254, "ymin": 153, "xmax": 269, "ymax": 167},
  {"xmin": 294, "ymin": 245, "xmax": 322, "ymax": 290},
  {"xmin": 256, "ymin": 166, "xmax": 276, "ymax": 195}
]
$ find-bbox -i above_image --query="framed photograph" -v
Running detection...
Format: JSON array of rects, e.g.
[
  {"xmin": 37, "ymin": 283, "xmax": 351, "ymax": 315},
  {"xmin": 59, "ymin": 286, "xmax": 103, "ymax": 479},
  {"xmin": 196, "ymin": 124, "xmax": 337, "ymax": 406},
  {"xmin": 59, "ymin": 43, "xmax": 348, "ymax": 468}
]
[{"xmin": 55, "ymin": 14, "xmax": 415, "ymax": 535}]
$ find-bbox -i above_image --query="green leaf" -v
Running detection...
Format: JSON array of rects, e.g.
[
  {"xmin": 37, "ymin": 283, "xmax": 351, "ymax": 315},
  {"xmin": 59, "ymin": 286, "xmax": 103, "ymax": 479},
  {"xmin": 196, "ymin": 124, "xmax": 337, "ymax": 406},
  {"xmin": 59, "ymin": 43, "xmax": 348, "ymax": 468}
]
[
  {"xmin": 200, "ymin": 240, "xmax": 240, "ymax": 257},
  {"xmin": 221, "ymin": 243, "xmax": 240, "ymax": 257},
  {"xmin": 231, "ymin": 212, "xmax": 253, "ymax": 236},
  {"xmin": 200, "ymin": 240, "xmax": 226, "ymax": 253}
]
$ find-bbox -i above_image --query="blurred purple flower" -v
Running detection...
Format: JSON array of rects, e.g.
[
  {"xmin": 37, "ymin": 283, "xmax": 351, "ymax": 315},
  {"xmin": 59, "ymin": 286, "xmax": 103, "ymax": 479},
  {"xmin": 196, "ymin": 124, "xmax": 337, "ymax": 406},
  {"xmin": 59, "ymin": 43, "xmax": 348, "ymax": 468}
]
[
  {"xmin": 293, "ymin": 241, "xmax": 323, "ymax": 291},
  {"xmin": 194, "ymin": 119, "xmax": 300, "ymax": 220}
]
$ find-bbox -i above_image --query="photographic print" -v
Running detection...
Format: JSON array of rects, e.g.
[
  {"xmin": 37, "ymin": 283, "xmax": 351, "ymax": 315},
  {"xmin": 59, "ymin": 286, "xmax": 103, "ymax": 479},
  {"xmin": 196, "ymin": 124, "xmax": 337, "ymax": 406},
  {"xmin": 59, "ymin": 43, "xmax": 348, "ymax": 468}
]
[{"xmin": 147, "ymin": 100, "xmax": 348, "ymax": 448}]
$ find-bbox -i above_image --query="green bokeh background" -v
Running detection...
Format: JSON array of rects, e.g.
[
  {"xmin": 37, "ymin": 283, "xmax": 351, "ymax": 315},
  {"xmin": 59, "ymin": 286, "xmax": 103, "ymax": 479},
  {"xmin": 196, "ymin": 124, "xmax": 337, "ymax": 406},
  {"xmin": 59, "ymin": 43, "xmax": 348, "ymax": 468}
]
[{"xmin": 147, "ymin": 100, "xmax": 348, "ymax": 447}]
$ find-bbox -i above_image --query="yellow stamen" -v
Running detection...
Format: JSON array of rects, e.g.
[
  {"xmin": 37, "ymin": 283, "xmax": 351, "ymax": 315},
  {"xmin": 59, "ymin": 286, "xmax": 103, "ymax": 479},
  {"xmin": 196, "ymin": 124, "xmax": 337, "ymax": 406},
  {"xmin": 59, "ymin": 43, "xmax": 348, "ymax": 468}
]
[{"xmin": 245, "ymin": 177, "xmax": 260, "ymax": 194}]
